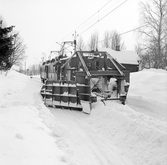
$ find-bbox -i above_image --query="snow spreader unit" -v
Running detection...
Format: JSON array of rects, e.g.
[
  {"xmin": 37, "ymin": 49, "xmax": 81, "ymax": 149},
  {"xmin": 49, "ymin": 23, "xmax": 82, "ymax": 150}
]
[{"xmin": 40, "ymin": 50, "xmax": 130, "ymax": 114}]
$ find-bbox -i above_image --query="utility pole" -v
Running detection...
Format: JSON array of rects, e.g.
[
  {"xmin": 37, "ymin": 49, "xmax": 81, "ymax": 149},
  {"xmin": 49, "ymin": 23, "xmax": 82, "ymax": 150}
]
[
  {"xmin": 42, "ymin": 52, "xmax": 46, "ymax": 62},
  {"xmin": 73, "ymin": 31, "xmax": 79, "ymax": 52},
  {"xmin": 25, "ymin": 62, "xmax": 26, "ymax": 75}
]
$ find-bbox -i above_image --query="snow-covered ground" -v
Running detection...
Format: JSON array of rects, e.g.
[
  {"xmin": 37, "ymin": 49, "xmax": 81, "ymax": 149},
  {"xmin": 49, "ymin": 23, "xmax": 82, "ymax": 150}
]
[
  {"xmin": 127, "ymin": 69, "xmax": 167, "ymax": 121},
  {"xmin": 0, "ymin": 69, "xmax": 167, "ymax": 165}
]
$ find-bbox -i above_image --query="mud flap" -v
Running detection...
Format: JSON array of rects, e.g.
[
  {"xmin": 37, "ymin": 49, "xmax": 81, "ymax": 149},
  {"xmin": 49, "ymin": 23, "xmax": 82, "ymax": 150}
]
[{"xmin": 81, "ymin": 101, "xmax": 92, "ymax": 114}]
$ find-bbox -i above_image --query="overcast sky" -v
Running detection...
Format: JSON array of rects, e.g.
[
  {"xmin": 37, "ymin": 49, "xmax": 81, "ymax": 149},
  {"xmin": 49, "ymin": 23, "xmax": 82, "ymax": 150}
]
[{"xmin": 0, "ymin": 0, "xmax": 140, "ymax": 67}]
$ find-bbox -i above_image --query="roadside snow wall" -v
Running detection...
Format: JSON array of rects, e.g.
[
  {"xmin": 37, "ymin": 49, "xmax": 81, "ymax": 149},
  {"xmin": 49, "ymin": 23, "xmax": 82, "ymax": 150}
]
[{"xmin": 90, "ymin": 100, "xmax": 167, "ymax": 165}]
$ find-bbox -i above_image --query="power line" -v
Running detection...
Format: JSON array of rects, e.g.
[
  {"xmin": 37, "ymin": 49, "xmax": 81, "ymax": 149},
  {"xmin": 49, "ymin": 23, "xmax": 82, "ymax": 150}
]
[
  {"xmin": 46, "ymin": 0, "xmax": 133, "ymax": 54},
  {"xmin": 119, "ymin": 24, "xmax": 148, "ymax": 35},
  {"xmin": 62, "ymin": 0, "xmax": 112, "ymax": 40},
  {"xmin": 75, "ymin": 0, "xmax": 112, "ymax": 31},
  {"xmin": 79, "ymin": 0, "xmax": 129, "ymax": 35},
  {"xmin": 98, "ymin": 24, "xmax": 148, "ymax": 43}
]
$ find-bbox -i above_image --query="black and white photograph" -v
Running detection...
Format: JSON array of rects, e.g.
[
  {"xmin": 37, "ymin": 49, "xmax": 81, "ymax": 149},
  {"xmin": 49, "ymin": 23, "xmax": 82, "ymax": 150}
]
[{"xmin": 0, "ymin": 0, "xmax": 167, "ymax": 164}]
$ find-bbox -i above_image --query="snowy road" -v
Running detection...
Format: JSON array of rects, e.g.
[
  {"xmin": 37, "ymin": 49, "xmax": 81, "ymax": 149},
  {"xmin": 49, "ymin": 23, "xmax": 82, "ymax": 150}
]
[
  {"xmin": 49, "ymin": 95, "xmax": 167, "ymax": 165},
  {"xmin": 50, "ymin": 106, "xmax": 133, "ymax": 165},
  {"xmin": 28, "ymin": 76, "xmax": 134, "ymax": 165}
]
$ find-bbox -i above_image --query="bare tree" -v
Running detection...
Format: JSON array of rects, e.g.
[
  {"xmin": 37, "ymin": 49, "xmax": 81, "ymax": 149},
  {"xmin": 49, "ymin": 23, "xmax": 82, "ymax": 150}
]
[
  {"xmin": 101, "ymin": 30, "xmax": 126, "ymax": 50},
  {"xmin": 101, "ymin": 31, "xmax": 112, "ymax": 48},
  {"xmin": 135, "ymin": 43, "xmax": 153, "ymax": 69},
  {"xmin": 135, "ymin": 43, "xmax": 142, "ymax": 56},
  {"xmin": 164, "ymin": 16, "xmax": 167, "ymax": 69},
  {"xmin": 111, "ymin": 30, "xmax": 121, "ymax": 50},
  {"xmin": 28, "ymin": 63, "xmax": 40, "ymax": 75},
  {"xmin": 139, "ymin": 0, "xmax": 167, "ymax": 69},
  {"xmin": 10, "ymin": 33, "xmax": 27, "ymax": 67},
  {"xmin": 88, "ymin": 31, "xmax": 99, "ymax": 51},
  {"xmin": 77, "ymin": 36, "xmax": 86, "ymax": 50}
]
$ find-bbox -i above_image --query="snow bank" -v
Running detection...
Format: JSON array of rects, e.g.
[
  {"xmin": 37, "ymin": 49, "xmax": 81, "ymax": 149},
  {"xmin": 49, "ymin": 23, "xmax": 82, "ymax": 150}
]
[
  {"xmin": 127, "ymin": 68, "xmax": 167, "ymax": 121},
  {"xmin": 0, "ymin": 70, "xmax": 27, "ymax": 109},
  {"xmin": 0, "ymin": 69, "xmax": 74, "ymax": 165},
  {"xmin": 90, "ymin": 100, "xmax": 167, "ymax": 165},
  {"xmin": 128, "ymin": 68, "xmax": 167, "ymax": 103},
  {"xmin": 32, "ymin": 89, "xmax": 71, "ymax": 138}
]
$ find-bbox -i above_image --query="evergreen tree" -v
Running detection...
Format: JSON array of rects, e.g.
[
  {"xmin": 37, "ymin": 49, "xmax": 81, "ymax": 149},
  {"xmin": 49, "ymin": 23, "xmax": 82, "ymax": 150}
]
[{"xmin": 0, "ymin": 20, "xmax": 14, "ymax": 69}]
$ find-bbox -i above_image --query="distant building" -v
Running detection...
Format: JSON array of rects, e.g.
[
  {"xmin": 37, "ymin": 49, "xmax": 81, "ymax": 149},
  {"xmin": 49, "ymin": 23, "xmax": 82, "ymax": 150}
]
[{"xmin": 99, "ymin": 48, "xmax": 139, "ymax": 72}]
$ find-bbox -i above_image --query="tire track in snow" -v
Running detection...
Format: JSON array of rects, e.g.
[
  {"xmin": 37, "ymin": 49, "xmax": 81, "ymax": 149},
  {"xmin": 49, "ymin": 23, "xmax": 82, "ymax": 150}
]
[{"xmin": 50, "ymin": 108, "xmax": 133, "ymax": 165}]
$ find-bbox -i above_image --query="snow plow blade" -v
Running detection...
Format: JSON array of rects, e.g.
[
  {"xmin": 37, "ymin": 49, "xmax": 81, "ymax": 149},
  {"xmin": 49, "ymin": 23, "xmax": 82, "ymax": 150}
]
[
  {"xmin": 40, "ymin": 80, "xmax": 94, "ymax": 113},
  {"xmin": 81, "ymin": 101, "xmax": 92, "ymax": 114}
]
